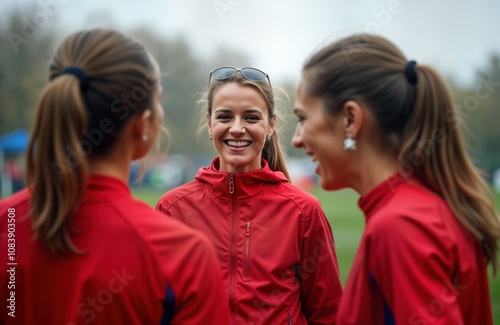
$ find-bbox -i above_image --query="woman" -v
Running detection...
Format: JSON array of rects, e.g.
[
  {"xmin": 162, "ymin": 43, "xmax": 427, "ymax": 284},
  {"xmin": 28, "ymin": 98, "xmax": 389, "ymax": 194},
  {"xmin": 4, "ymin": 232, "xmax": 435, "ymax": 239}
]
[
  {"xmin": 292, "ymin": 34, "xmax": 500, "ymax": 324},
  {"xmin": 0, "ymin": 29, "xmax": 229, "ymax": 325},
  {"xmin": 157, "ymin": 67, "xmax": 343, "ymax": 324}
]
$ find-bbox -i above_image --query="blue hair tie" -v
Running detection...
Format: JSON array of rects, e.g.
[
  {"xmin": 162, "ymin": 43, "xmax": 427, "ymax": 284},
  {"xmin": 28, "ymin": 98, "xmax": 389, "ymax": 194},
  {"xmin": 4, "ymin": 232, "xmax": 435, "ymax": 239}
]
[
  {"xmin": 62, "ymin": 66, "xmax": 89, "ymax": 90},
  {"xmin": 405, "ymin": 60, "xmax": 418, "ymax": 85}
]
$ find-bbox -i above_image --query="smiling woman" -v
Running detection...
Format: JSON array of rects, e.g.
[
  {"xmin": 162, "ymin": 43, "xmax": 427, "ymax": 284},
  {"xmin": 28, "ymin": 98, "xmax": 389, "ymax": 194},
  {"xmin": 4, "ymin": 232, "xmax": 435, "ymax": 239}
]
[
  {"xmin": 156, "ymin": 67, "xmax": 344, "ymax": 324},
  {"xmin": 205, "ymin": 66, "xmax": 288, "ymax": 178},
  {"xmin": 209, "ymin": 82, "xmax": 274, "ymax": 173}
]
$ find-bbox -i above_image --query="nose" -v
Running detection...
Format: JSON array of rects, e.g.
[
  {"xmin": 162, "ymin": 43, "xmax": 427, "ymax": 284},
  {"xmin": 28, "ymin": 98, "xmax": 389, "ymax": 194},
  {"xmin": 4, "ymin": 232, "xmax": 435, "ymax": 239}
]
[
  {"xmin": 292, "ymin": 124, "xmax": 303, "ymax": 148},
  {"xmin": 230, "ymin": 118, "xmax": 246, "ymax": 135}
]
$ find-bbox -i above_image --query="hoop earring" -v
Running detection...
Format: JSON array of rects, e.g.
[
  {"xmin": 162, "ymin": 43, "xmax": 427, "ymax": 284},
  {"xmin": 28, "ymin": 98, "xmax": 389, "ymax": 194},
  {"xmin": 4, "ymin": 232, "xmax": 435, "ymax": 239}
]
[{"xmin": 343, "ymin": 133, "xmax": 356, "ymax": 151}]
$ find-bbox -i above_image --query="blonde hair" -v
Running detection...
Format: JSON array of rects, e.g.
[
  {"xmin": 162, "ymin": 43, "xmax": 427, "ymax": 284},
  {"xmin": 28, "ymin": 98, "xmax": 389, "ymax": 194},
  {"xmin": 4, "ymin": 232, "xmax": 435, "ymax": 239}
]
[
  {"xmin": 27, "ymin": 29, "xmax": 160, "ymax": 254},
  {"xmin": 303, "ymin": 34, "xmax": 500, "ymax": 272}
]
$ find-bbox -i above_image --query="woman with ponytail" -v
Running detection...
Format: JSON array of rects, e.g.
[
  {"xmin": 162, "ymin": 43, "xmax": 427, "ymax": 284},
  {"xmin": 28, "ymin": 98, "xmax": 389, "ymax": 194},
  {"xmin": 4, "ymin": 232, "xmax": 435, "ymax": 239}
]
[
  {"xmin": 0, "ymin": 29, "xmax": 229, "ymax": 325},
  {"xmin": 157, "ymin": 67, "xmax": 343, "ymax": 324},
  {"xmin": 292, "ymin": 34, "xmax": 500, "ymax": 324}
]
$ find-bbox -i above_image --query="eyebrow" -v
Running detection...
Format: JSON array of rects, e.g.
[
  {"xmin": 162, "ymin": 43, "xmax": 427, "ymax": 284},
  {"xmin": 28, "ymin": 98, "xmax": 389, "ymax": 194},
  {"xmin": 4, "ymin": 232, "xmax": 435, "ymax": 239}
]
[{"xmin": 214, "ymin": 108, "xmax": 264, "ymax": 115}]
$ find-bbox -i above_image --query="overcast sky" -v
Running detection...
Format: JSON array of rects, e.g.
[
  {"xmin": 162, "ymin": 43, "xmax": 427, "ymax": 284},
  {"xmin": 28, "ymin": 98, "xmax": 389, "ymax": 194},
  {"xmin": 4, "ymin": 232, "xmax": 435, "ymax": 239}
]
[{"xmin": 2, "ymin": 0, "xmax": 500, "ymax": 87}]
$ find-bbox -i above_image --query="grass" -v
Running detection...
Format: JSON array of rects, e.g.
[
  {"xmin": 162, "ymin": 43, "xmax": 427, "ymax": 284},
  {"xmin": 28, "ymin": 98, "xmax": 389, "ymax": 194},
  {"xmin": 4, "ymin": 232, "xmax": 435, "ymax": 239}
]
[{"xmin": 133, "ymin": 186, "xmax": 500, "ymax": 323}]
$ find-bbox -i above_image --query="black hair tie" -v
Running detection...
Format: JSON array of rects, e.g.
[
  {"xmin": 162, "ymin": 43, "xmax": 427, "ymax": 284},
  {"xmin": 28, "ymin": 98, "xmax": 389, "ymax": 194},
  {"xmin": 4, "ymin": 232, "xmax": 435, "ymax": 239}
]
[
  {"xmin": 405, "ymin": 60, "xmax": 418, "ymax": 85},
  {"xmin": 61, "ymin": 66, "xmax": 89, "ymax": 90}
]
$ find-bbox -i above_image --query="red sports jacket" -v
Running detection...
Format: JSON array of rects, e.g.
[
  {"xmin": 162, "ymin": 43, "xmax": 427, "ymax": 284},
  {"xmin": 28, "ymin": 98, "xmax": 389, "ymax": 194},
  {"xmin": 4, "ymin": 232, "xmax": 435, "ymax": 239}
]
[
  {"xmin": 157, "ymin": 158, "xmax": 343, "ymax": 325},
  {"xmin": 336, "ymin": 173, "xmax": 493, "ymax": 324},
  {"xmin": 0, "ymin": 174, "xmax": 230, "ymax": 325}
]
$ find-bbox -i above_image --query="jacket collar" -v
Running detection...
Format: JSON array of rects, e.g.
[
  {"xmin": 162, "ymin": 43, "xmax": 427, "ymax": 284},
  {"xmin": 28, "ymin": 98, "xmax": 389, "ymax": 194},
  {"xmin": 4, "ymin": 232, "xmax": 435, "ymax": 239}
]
[
  {"xmin": 357, "ymin": 172, "xmax": 406, "ymax": 222},
  {"xmin": 358, "ymin": 172, "xmax": 427, "ymax": 222},
  {"xmin": 195, "ymin": 157, "xmax": 289, "ymax": 198},
  {"xmin": 82, "ymin": 174, "xmax": 131, "ymax": 200}
]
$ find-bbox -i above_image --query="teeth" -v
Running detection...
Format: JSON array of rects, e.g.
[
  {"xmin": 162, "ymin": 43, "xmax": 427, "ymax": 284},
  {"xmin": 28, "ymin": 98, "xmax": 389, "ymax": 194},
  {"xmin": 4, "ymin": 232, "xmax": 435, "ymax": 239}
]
[{"xmin": 227, "ymin": 140, "xmax": 251, "ymax": 147}]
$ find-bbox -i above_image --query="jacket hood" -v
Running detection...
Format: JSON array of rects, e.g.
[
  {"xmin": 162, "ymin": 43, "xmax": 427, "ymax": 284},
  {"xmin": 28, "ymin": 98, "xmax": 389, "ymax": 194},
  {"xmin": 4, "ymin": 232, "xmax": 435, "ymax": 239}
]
[{"xmin": 194, "ymin": 157, "xmax": 289, "ymax": 198}]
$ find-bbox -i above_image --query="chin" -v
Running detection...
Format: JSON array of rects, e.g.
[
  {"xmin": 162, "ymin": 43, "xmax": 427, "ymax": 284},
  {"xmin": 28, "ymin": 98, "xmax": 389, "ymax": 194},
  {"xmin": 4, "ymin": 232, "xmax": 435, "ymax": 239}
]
[
  {"xmin": 226, "ymin": 158, "xmax": 249, "ymax": 168},
  {"xmin": 319, "ymin": 178, "xmax": 342, "ymax": 192}
]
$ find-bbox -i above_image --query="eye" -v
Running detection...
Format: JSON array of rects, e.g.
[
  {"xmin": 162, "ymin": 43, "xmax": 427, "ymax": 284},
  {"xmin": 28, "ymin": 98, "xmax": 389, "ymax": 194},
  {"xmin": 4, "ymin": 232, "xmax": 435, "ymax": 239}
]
[
  {"xmin": 216, "ymin": 114, "xmax": 231, "ymax": 120},
  {"xmin": 246, "ymin": 115, "xmax": 261, "ymax": 121},
  {"xmin": 296, "ymin": 115, "xmax": 305, "ymax": 123}
]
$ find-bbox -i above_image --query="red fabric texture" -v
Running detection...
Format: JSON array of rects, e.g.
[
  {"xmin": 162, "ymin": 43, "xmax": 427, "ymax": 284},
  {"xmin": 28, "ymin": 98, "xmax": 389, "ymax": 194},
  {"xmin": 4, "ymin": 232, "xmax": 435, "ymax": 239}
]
[
  {"xmin": 157, "ymin": 158, "xmax": 343, "ymax": 325},
  {"xmin": 336, "ymin": 173, "xmax": 493, "ymax": 325},
  {"xmin": 0, "ymin": 174, "xmax": 230, "ymax": 325}
]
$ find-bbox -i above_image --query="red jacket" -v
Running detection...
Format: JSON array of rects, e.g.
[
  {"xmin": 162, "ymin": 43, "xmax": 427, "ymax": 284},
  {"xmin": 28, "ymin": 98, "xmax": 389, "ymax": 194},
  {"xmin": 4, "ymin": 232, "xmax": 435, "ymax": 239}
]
[
  {"xmin": 0, "ymin": 174, "xmax": 230, "ymax": 325},
  {"xmin": 157, "ymin": 158, "xmax": 343, "ymax": 325},
  {"xmin": 336, "ymin": 173, "xmax": 493, "ymax": 324}
]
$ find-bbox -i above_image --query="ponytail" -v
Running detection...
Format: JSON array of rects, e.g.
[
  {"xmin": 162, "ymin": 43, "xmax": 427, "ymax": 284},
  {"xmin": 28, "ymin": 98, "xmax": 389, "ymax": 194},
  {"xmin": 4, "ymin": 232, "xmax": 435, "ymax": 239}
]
[
  {"xmin": 401, "ymin": 65, "xmax": 500, "ymax": 272},
  {"xmin": 27, "ymin": 75, "xmax": 89, "ymax": 254},
  {"xmin": 262, "ymin": 132, "xmax": 290, "ymax": 181},
  {"xmin": 303, "ymin": 33, "xmax": 500, "ymax": 272},
  {"xmin": 26, "ymin": 29, "xmax": 160, "ymax": 254}
]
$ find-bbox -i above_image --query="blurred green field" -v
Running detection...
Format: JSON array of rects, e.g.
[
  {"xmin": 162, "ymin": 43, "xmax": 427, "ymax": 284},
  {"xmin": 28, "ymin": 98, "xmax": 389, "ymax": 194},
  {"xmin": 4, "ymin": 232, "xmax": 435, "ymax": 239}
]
[{"xmin": 133, "ymin": 186, "xmax": 500, "ymax": 323}]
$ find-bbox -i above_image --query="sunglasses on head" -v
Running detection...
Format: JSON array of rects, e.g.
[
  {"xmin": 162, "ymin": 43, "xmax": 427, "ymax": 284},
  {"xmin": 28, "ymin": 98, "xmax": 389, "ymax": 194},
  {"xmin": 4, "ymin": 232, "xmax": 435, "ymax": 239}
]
[{"xmin": 208, "ymin": 67, "xmax": 271, "ymax": 87}]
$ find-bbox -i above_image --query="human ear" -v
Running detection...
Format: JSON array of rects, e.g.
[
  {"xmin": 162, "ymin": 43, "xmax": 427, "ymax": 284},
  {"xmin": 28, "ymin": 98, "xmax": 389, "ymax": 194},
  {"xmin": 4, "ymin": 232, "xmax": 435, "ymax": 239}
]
[
  {"xmin": 268, "ymin": 114, "xmax": 277, "ymax": 137},
  {"xmin": 135, "ymin": 109, "xmax": 152, "ymax": 141},
  {"xmin": 206, "ymin": 113, "xmax": 212, "ymax": 137},
  {"xmin": 342, "ymin": 100, "xmax": 364, "ymax": 138}
]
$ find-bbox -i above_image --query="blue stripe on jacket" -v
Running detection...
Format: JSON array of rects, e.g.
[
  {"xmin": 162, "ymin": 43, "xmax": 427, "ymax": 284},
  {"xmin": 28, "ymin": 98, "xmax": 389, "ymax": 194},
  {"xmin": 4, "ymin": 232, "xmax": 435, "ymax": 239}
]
[
  {"xmin": 160, "ymin": 285, "xmax": 176, "ymax": 325},
  {"xmin": 369, "ymin": 271, "xmax": 395, "ymax": 325}
]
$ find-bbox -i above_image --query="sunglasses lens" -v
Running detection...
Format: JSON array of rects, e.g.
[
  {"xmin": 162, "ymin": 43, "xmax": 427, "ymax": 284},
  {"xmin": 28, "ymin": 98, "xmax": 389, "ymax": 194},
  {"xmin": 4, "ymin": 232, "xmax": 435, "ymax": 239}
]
[
  {"xmin": 211, "ymin": 67, "xmax": 237, "ymax": 80},
  {"xmin": 241, "ymin": 68, "xmax": 267, "ymax": 82}
]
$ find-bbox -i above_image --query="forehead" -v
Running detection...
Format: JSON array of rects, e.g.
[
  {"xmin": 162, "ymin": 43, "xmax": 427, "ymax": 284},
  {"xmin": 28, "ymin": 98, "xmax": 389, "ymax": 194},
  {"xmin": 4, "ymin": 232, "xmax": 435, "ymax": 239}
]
[{"xmin": 212, "ymin": 83, "xmax": 268, "ymax": 113}]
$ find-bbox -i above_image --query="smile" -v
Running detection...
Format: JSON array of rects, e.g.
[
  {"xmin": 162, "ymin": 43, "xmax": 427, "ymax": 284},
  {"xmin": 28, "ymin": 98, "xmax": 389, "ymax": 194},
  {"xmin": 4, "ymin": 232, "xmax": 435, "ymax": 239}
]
[{"xmin": 225, "ymin": 140, "xmax": 252, "ymax": 148}]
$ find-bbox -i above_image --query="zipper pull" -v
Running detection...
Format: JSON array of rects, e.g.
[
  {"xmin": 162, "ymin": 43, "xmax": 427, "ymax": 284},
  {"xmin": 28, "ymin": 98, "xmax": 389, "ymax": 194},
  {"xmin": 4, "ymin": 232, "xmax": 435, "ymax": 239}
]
[
  {"xmin": 246, "ymin": 222, "xmax": 251, "ymax": 237},
  {"xmin": 229, "ymin": 174, "xmax": 235, "ymax": 194}
]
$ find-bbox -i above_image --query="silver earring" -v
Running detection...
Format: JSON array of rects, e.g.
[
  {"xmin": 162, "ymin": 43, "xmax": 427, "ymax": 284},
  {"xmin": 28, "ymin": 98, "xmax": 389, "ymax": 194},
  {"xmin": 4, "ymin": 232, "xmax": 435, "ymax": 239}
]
[
  {"xmin": 209, "ymin": 134, "xmax": 213, "ymax": 140},
  {"xmin": 344, "ymin": 133, "xmax": 356, "ymax": 151},
  {"xmin": 142, "ymin": 134, "xmax": 148, "ymax": 142},
  {"xmin": 266, "ymin": 135, "xmax": 271, "ymax": 141}
]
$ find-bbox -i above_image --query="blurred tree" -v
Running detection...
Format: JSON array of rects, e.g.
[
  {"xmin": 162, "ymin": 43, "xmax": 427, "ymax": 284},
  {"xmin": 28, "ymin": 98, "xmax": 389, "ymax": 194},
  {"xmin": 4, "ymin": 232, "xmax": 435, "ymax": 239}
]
[
  {"xmin": 1, "ymin": 4, "xmax": 498, "ymax": 176},
  {"xmin": 0, "ymin": 4, "xmax": 58, "ymax": 135},
  {"xmin": 450, "ymin": 55, "xmax": 500, "ymax": 175},
  {"xmin": 0, "ymin": 6, "xmax": 253, "ymax": 161}
]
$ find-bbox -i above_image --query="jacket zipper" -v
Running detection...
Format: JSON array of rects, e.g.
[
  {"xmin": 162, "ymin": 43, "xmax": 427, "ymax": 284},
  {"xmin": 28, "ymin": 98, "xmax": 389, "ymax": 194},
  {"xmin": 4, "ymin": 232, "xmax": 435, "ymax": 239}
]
[
  {"xmin": 288, "ymin": 311, "xmax": 292, "ymax": 325},
  {"xmin": 229, "ymin": 173, "xmax": 235, "ymax": 194},
  {"xmin": 244, "ymin": 222, "xmax": 251, "ymax": 281},
  {"xmin": 228, "ymin": 173, "xmax": 237, "ymax": 323}
]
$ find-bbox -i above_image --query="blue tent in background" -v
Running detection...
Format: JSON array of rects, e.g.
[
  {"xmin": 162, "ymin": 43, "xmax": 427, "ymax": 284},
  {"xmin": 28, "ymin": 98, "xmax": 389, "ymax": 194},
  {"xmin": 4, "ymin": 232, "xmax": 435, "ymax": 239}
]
[
  {"xmin": 0, "ymin": 129, "xmax": 29, "ymax": 197},
  {"xmin": 0, "ymin": 129, "xmax": 29, "ymax": 153}
]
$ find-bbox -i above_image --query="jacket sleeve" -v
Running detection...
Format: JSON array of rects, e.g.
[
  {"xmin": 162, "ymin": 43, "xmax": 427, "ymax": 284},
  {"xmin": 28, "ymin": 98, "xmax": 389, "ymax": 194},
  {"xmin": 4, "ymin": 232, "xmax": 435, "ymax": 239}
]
[
  {"xmin": 156, "ymin": 196, "xmax": 230, "ymax": 325},
  {"xmin": 156, "ymin": 198, "xmax": 172, "ymax": 217},
  {"xmin": 367, "ymin": 209, "xmax": 464, "ymax": 324},
  {"xmin": 156, "ymin": 196, "xmax": 186, "ymax": 223},
  {"xmin": 300, "ymin": 203, "xmax": 343, "ymax": 325},
  {"xmin": 169, "ymin": 233, "xmax": 230, "ymax": 325}
]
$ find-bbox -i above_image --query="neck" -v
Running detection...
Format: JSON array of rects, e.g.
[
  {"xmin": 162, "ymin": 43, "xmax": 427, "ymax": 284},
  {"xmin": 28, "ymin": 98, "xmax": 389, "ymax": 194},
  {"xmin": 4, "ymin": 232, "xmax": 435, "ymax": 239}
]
[
  {"xmin": 218, "ymin": 158, "xmax": 262, "ymax": 174},
  {"xmin": 88, "ymin": 148, "xmax": 133, "ymax": 184},
  {"xmin": 350, "ymin": 148, "xmax": 399, "ymax": 196}
]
